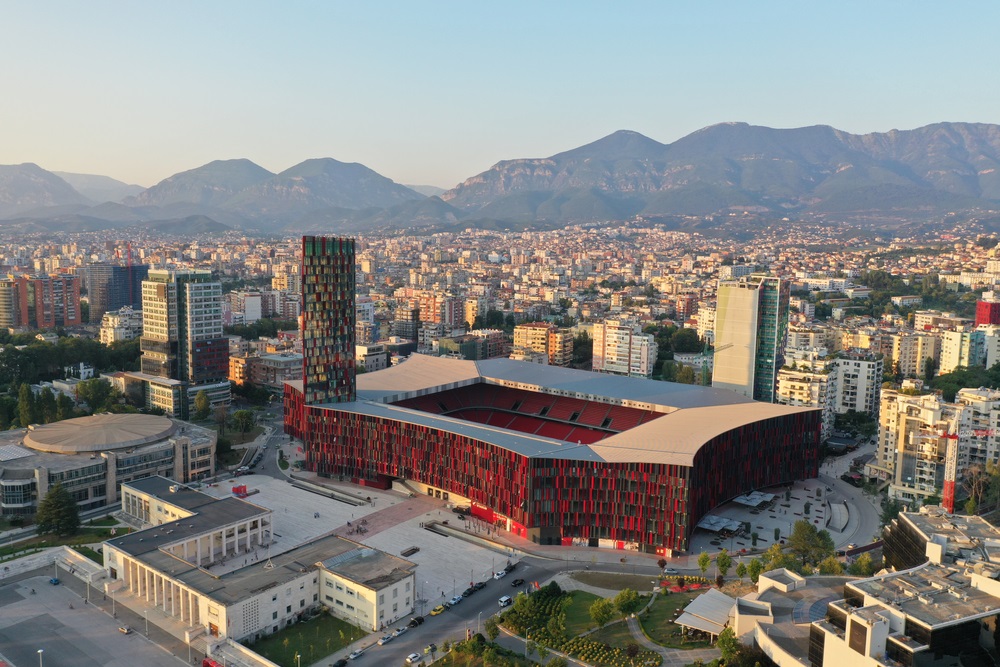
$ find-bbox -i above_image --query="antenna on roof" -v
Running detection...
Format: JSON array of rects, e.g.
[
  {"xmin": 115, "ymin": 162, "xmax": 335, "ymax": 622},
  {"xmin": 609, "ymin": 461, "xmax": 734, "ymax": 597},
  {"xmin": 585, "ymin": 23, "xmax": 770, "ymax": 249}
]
[{"xmin": 263, "ymin": 538, "xmax": 274, "ymax": 570}]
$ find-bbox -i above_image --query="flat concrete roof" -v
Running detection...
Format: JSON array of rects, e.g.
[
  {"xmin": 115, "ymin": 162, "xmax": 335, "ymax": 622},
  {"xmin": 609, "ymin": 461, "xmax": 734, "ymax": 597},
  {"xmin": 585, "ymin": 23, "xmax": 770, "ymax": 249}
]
[
  {"xmin": 849, "ymin": 562, "xmax": 1000, "ymax": 628},
  {"xmin": 24, "ymin": 413, "xmax": 176, "ymax": 454},
  {"xmin": 122, "ymin": 477, "xmax": 220, "ymax": 512}
]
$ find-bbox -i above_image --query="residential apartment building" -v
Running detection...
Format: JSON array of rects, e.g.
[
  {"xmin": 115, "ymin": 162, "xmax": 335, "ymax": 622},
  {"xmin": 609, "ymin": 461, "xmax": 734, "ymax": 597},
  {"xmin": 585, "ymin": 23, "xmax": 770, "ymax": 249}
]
[
  {"xmin": 99, "ymin": 306, "xmax": 143, "ymax": 345},
  {"xmin": 511, "ymin": 322, "xmax": 573, "ymax": 367},
  {"xmin": 0, "ymin": 273, "xmax": 82, "ymax": 329},
  {"xmin": 591, "ymin": 318, "xmax": 656, "ymax": 377},
  {"xmin": 939, "ymin": 329, "xmax": 986, "ymax": 374},
  {"xmin": 834, "ymin": 350, "xmax": 884, "ymax": 417},
  {"xmin": 776, "ymin": 350, "xmax": 838, "ymax": 440}
]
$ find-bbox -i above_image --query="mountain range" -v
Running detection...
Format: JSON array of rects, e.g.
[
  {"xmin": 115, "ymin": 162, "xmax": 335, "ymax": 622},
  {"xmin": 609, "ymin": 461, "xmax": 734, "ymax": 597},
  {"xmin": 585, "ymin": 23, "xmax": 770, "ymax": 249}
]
[{"xmin": 3, "ymin": 121, "xmax": 1000, "ymax": 234}]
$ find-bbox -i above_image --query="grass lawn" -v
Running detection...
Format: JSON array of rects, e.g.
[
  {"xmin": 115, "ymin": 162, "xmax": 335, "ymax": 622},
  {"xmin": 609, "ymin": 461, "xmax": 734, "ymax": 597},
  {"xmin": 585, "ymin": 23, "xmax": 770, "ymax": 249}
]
[
  {"xmin": 230, "ymin": 426, "xmax": 264, "ymax": 445},
  {"xmin": 217, "ymin": 448, "xmax": 243, "ymax": 467},
  {"xmin": 278, "ymin": 457, "xmax": 289, "ymax": 470},
  {"xmin": 86, "ymin": 516, "xmax": 120, "ymax": 527},
  {"xmin": 564, "ymin": 590, "xmax": 601, "ymax": 636},
  {"xmin": 437, "ymin": 648, "xmax": 537, "ymax": 666},
  {"xmin": 73, "ymin": 545, "xmax": 104, "ymax": 565},
  {"xmin": 0, "ymin": 527, "xmax": 119, "ymax": 561},
  {"xmin": 640, "ymin": 592, "xmax": 713, "ymax": 649},
  {"xmin": 588, "ymin": 620, "xmax": 635, "ymax": 647},
  {"xmin": 245, "ymin": 613, "xmax": 364, "ymax": 667},
  {"xmin": 570, "ymin": 571, "xmax": 664, "ymax": 592}
]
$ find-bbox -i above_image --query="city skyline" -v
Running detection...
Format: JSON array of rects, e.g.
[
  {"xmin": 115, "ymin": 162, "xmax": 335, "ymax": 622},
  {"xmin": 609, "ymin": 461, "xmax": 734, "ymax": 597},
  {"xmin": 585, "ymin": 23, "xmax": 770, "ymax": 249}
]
[{"xmin": 3, "ymin": 2, "xmax": 999, "ymax": 188}]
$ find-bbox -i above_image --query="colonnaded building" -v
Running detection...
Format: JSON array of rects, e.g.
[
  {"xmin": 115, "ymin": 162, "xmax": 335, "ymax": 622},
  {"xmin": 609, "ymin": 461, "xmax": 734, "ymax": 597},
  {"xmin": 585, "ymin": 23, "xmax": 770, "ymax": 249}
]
[{"xmin": 284, "ymin": 236, "xmax": 822, "ymax": 556}]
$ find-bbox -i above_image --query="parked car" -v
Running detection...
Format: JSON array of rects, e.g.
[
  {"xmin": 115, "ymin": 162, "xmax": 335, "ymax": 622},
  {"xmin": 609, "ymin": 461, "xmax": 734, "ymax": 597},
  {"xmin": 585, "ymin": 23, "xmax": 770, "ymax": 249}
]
[
  {"xmin": 473, "ymin": 581, "xmax": 487, "ymax": 591},
  {"xmin": 462, "ymin": 587, "xmax": 475, "ymax": 597},
  {"xmin": 377, "ymin": 634, "xmax": 394, "ymax": 645},
  {"xmin": 393, "ymin": 626, "xmax": 408, "ymax": 637},
  {"xmin": 662, "ymin": 568, "xmax": 678, "ymax": 575},
  {"xmin": 498, "ymin": 595, "xmax": 513, "ymax": 607},
  {"xmin": 452, "ymin": 506, "xmax": 470, "ymax": 515},
  {"xmin": 406, "ymin": 653, "xmax": 423, "ymax": 665},
  {"xmin": 118, "ymin": 625, "xmax": 132, "ymax": 634},
  {"xmin": 448, "ymin": 595, "xmax": 463, "ymax": 606},
  {"xmin": 430, "ymin": 605, "xmax": 446, "ymax": 616},
  {"xmin": 49, "ymin": 578, "xmax": 60, "ymax": 585},
  {"xmin": 504, "ymin": 562, "xmax": 516, "ymax": 573},
  {"xmin": 493, "ymin": 570, "xmax": 507, "ymax": 580},
  {"xmin": 348, "ymin": 648, "xmax": 364, "ymax": 660},
  {"xmin": 511, "ymin": 578, "xmax": 525, "ymax": 587},
  {"xmin": 332, "ymin": 660, "xmax": 348, "ymax": 667},
  {"xmin": 407, "ymin": 616, "xmax": 425, "ymax": 628},
  {"xmin": 424, "ymin": 643, "xmax": 437, "ymax": 654}
]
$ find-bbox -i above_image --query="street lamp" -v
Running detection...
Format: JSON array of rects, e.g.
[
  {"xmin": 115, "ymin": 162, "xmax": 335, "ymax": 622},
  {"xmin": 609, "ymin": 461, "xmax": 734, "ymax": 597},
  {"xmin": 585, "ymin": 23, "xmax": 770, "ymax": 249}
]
[
  {"xmin": 294, "ymin": 652, "xmax": 300, "ymax": 667},
  {"xmin": 37, "ymin": 649, "xmax": 43, "ymax": 667}
]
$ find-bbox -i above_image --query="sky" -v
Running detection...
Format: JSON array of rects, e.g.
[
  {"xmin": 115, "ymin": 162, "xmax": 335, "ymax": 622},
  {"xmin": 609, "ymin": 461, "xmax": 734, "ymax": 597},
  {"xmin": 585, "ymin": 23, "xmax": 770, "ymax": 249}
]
[{"xmin": 3, "ymin": 1, "xmax": 999, "ymax": 189}]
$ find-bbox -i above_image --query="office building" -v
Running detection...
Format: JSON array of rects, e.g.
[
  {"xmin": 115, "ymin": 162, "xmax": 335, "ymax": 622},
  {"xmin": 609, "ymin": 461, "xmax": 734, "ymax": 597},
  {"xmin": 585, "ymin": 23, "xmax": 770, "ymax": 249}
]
[
  {"xmin": 137, "ymin": 269, "xmax": 230, "ymax": 418},
  {"xmin": 713, "ymin": 274, "xmax": 789, "ymax": 402},
  {"xmin": 99, "ymin": 306, "xmax": 143, "ymax": 345},
  {"xmin": 85, "ymin": 263, "xmax": 149, "ymax": 322},
  {"xmin": 301, "ymin": 236, "xmax": 356, "ymax": 405},
  {"xmin": 975, "ymin": 291, "xmax": 1000, "ymax": 326}
]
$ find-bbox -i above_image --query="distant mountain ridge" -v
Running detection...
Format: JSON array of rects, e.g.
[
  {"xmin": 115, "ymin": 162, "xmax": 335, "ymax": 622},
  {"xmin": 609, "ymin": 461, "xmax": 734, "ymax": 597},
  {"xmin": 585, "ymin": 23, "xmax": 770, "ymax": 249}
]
[
  {"xmin": 3, "ymin": 121, "xmax": 1000, "ymax": 232},
  {"xmin": 442, "ymin": 122, "xmax": 1000, "ymax": 220}
]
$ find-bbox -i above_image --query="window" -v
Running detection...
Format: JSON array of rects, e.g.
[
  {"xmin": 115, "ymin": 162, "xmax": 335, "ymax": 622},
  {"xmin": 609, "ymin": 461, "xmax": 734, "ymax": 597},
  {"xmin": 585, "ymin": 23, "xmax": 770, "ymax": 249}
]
[
  {"xmin": 272, "ymin": 595, "xmax": 277, "ymax": 602},
  {"xmin": 379, "ymin": 594, "xmax": 384, "ymax": 604},
  {"xmin": 272, "ymin": 611, "xmax": 278, "ymax": 620},
  {"xmin": 393, "ymin": 589, "xmax": 398, "ymax": 598},
  {"xmin": 405, "ymin": 582, "xmax": 410, "ymax": 591},
  {"xmin": 286, "ymin": 605, "xmax": 291, "ymax": 613}
]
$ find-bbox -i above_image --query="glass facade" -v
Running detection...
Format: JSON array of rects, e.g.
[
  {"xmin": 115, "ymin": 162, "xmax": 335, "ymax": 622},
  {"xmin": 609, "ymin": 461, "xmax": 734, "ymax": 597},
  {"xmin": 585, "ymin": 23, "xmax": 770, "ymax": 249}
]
[{"xmin": 302, "ymin": 236, "xmax": 356, "ymax": 405}]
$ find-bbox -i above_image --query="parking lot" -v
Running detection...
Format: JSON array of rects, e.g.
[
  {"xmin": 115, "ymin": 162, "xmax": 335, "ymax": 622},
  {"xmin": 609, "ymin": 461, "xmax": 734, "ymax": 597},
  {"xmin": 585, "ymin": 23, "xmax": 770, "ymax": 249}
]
[{"xmin": 0, "ymin": 572, "xmax": 184, "ymax": 667}]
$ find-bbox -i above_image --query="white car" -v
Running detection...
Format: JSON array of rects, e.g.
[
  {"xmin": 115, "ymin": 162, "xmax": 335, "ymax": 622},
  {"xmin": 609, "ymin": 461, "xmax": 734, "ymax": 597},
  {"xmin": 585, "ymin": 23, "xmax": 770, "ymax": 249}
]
[
  {"xmin": 348, "ymin": 649, "xmax": 364, "ymax": 660},
  {"xmin": 377, "ymin": 634, "xmax": 394, "ymax": 645},
  {"xmin": 448, "ymin": 595, "xmax": 463, "ymax": 606},
  {"xmin": 493, "ymin": 570, "xmax": 507, "ymax": 579},
  {"xmin": 406, "ymin": 653, "xmax": 423, "ymax": 665},
  {"xmin": 392, "ymin": 626, "xmax": 408, "ymax": 637}
]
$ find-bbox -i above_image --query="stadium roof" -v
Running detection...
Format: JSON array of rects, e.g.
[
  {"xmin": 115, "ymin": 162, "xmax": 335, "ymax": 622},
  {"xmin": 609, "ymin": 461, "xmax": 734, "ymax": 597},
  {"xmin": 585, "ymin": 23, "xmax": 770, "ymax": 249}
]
[
  {"xmin": 23, "ymin": 413, "xmax": 177, "ymax": 454},
  {"xmin": 336, "ymin": 355, "xmax": 817, "ymax": 466}
]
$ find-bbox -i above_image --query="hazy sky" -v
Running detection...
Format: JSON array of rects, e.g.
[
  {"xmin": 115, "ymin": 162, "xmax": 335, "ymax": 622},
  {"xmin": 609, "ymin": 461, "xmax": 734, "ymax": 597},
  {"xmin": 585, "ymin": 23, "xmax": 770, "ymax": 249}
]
[{"xmin": 3, "ymin": 1, "xmax": 999, "ymax": 189}]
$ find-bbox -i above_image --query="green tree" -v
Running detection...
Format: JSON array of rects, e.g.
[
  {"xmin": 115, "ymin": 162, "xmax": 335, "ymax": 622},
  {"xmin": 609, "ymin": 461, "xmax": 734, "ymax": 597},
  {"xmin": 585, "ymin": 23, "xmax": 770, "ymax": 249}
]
[
  {"xmin": 965, "ymin": 498, "xmax": 978, "ymax": 515},
  {"xmin": 923, "ymin": 356, "xmax": 936, "ymax": 382},
  {"xmin": 670, "ymin": 328, "xmax": 702, "ymax": 353},
  {"xmin": 787, "ymin": 520, "xmax": 835, "ymax": 566},
  {"xmin": 848, "ymin": 552, "xmax": 878, "ymax": 577},
  {"xmin": 76, "ymin": 378, "xmax": 113, "ymax": 413},
  {"xmin": 589, "ymin": 598, "xmax": 615, "ymax": 627},
  {"xmin": 659, "ymin": 359, "xmax": 677, "ymax": 382},
  {"xmin": 613, "ymin": 588, "xmax": 641, "ymax": 616},
  {"xmin": 818, "ymin": 556, "xmax": 844, "ymax": 575},
  {"xmin": 748, "ymin": 558, "xmax": 763, "ymax": 583},
  {"xmin": 56, "ymin": 393, "xmax": 76, "ymax": 421},
  {"xmin": 18, "ymin": 383, "xmax": 38, "ymax": 426},
  {"xmin": 35, "ymin": 482, "xmax": 79, "ymax": 536},
  {"xmin": 546, "ymin": 658, "xmax": 568, "ymax": 667},
  {"xmin": 676, "ymin": 365, "xmax": 697, "ymax": 384},
  {"xmin": 717, "ymin": 627, "xmax": 740, "ymax": 662},
  {"xmin": 735, "ymin": 561, "xmax": 747, "ymax": 581},
  {"xmin": 38, "ymin": 387, "xmax": 58, "ymax": 423},
  {"xmin": 880, "ymin": 498, "xmax": 905, "ymax": 526},
  {"xmin": 698, "ymin": 551, "xmax": 711, "ymax": 575},
  {"xmin": 484, "ymin": 615, "xmax": 500, "ymax": 641},
  {"xmin": 716, "ymin": 549, "xmax": 733, "ymax": 579},
  {"xmin": 233, "ymin": 409, "xmax": 256, "ymax": 433},
  {"xmin": 194, "ymin": 390, "xmax": 211, "ymax": 421}
]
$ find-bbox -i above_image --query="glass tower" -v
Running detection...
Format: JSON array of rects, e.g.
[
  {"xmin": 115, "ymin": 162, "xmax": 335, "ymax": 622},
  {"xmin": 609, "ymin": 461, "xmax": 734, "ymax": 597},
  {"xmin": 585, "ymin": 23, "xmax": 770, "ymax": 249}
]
[{"xmin": 302, "ymin": 236, "xmax": 356, "ymax": 405}]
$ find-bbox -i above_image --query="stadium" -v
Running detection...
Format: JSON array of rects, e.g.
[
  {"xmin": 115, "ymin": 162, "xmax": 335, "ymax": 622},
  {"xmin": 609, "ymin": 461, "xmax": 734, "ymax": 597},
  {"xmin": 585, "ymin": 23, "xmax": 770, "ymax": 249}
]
[{"xmin": 285, "ymin": 353, "xmax": 820, "ymax": 555}]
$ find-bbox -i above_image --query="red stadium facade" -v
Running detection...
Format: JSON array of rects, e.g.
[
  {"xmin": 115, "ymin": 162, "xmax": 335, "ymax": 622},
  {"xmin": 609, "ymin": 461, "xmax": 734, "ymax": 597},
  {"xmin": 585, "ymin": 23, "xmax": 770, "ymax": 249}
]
[
  {"xmin": 285, "ymin": 355, "xmax": 820, "ymax": 555},
  {"xmin": 285, "ymin": 236, "xmax": 820, "ymax": 555}
]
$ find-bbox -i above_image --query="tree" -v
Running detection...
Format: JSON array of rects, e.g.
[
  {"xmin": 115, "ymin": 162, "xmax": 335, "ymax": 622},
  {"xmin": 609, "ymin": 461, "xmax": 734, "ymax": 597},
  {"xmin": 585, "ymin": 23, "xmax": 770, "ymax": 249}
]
[
  {"xmin": 546, "ymin": 658, "xmax": 568, "ymax": 667},
  {"xmin": 38, "ymin": 387, "xmax": 57, "ymax": 423},
  {"xmin": 17, "ymin": 383, "xmax": 38, "ymax": 426},
  {"xmin": 35, "ymin": 482, "xmax": 79, "ymax": 536},
  {"xmin": 698, "ymin": 551, "xmax": 711, "ymax": 575},
  {"xmin": 716, "ymin": 549, "xmax": 733, "ymax": 579},
  {"xmin": 965, "ymin": 498, "xmax": 978, "ymax": 515},
  {"xmin": 613, "ymin": 588, "xmax": 641, "ymax": 616},
  {"xmin": 717, "ymin": 627, "xmax": 741, "ymax": 662},
  {"xmin": 56, "ymin": 393, "xmax": 76, "ymax": 421},
  {"xmin": 656, "ymin": 558, "xmax": 667, "ymax": 570},
  {"xmin": 880, "ymin": 497, "xmax": 905, "ymax": 526},
  {"xmin": 848, "ymin": 552, "xmax": 878, "ymax": 577},
  {"xmin": 923, "ymin": 356, "xmax": 936, "ymax": 382},
  {"xmin": 787, "ymin": 520, "xmax": 835, "ymax": 566},
  {"xmin": 818, "ymin": 556, "xmax": 844, "ymax": 575},
  {"xmin": 194, "ymin": 390, "xmax": 211, "ymax": 421},
  {"xmin": 735, "ymin": 561, "xmax": 747, "ymax": 581},
  {"xmin": 670, "ymin": 328, "xmax": 702, "ymax": 353},
  {"xmin": 624, "ymin": 643, "xmax": 640, "ymax": 664},
  {"xmin": 76, "ymin": 378, "xmax": 113, "ymax": 413},
  {"xmin": 214, "ymin": 405, "xmax": 229, "ymax": 435},
  {"xmin": 676, "ymin": 365, "xmax": 697, "ymax": 384},
  {"xmin": 589, "ymin": 598, "xmax": 615, "ymax": 627},
  {"xmin": 484, "ymin": 615, "xmax": 500, "ymax": 641},
  {"xmin": 233, "ymin": 409, "xmax": 256, "ymax": 434},
  {"xmin": 748, "ymin": 558, "xmax": 763, "ymax": 583}
]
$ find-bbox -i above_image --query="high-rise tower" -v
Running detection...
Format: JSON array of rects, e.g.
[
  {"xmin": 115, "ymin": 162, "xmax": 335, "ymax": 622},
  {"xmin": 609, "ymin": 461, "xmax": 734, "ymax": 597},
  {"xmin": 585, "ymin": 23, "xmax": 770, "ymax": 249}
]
[
  {"xmin": 712, "ymin": 274, "xmax": 789, "ymax": 402},
  {"xmin": 139, "ymin": 269, "xmax": 230, "ymax": 417},
  {"xmin": 301, "ymin": 236, "xmax": 356, "ymax": 405}
]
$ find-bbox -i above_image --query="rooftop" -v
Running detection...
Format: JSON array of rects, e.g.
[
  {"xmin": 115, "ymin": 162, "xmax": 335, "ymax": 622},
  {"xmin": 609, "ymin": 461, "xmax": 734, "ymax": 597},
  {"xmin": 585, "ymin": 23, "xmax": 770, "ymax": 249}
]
[{"xmin": 23, "ymin": 413, "xmax": 176, "ymax": 454}]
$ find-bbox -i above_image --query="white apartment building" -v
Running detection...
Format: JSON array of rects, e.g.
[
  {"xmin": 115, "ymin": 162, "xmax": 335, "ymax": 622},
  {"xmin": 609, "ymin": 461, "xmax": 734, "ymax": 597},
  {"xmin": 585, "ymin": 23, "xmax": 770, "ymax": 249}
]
[
  {"xmin": 834, "ymin": 350, "xmax": 884, "ymax": 417},
  {"xmin": 776, "ymin": 351, "xmax": 838, "ymax": 441},
  {"xmin": 939, "ymin": 329, "xmax": 986, "ymax": 374},
  {"xmin": 592, "ymin": 318, "xmax": 657, "ymax": 378},
  {"xmin": 99, "ymin": 306, "xmax": 143, "ymax": 345}
]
